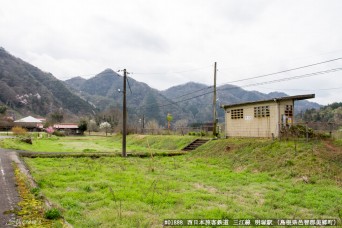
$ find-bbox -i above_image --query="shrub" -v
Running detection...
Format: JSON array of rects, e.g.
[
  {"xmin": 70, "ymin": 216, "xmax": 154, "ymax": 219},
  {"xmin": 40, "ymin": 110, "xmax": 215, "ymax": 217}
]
[
  {"xmin": 44, "ymin": 208, "xmax": 61, "ymax": 220},
  {"xmin": 30, "ymin": 187, "xmax": 40, "ymax": 197},
  {"xmin": 52, "ymin": 130, "xmax": 65, "ymax": 137},
  {"xmin": 11, "ymin": 126, "xmax": 27, "ymax": 136}
]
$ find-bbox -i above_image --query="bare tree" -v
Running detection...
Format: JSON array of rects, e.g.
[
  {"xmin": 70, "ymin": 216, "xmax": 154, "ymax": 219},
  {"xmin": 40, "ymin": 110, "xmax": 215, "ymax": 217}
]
[
  {"xmin": 145, "ymin": 119, "xmax": 160, "ymax": 135},
  {"xmin": 88, "ymin": 119, "xmax": 98, "ymax": 135},
  {"xmin": 174, "ymin": 119, "xmax": 188, "ymax": 135}
]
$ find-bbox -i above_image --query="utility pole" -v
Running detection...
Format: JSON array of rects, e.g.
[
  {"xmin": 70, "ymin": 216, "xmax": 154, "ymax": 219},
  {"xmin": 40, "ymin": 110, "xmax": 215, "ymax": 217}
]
[
  {"xmin": 122, "ymin": 69, "xmax": 127, "ymax": 157},
  {"xmin": 213, "ymin": 62, "xmax": 217, "ymax": 137}
]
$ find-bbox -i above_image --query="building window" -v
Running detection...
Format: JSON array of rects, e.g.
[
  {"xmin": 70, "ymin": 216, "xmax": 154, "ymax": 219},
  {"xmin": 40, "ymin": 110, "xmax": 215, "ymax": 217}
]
[
  {"xmin": 285, "ymin": 105, "xmax": 293, "ymax": 117},
  {"xmin": 231, "ymin": 109, "xmax": 244, "ymax": 119},
  {"xmin": 254, "ymin": 106, "xmax": 270, "ymax": 118}
]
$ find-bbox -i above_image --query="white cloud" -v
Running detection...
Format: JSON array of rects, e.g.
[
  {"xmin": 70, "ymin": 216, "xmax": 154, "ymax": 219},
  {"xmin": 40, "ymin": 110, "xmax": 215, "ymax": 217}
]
[{"xmin": 0, "ymin": 0, "xmax": 341, "ymax": 105}]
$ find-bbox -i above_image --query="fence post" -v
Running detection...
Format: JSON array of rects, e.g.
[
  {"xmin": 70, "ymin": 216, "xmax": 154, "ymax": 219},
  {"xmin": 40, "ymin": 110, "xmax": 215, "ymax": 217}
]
[{"xmin": 328, "ymin": 122, "xmax": 333, "ymax": 138}]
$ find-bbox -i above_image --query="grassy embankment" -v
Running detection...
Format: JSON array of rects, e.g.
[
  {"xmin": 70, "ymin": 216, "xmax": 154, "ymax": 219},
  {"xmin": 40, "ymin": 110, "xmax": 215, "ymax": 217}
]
[
  {"xmin": 10, "ymin": 135, "xmax": 342, "ymax": 227},
  {"xmin": 0, "ymin": 134, "xmax": 197, "ymax": 154}
]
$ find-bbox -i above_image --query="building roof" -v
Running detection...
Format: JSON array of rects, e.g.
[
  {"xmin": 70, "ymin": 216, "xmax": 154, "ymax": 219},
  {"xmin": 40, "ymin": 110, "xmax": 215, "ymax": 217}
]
[
  {"xmin": 14, "ymin": 116, "xmax": 42, "ymax": 123},
  {"xmin": 220, "ymin": 94, "xmax": 315, "ymax": 109},
  {"xmin": 53, "ymin": 124, "xmax": 79, "ymax": 129}
]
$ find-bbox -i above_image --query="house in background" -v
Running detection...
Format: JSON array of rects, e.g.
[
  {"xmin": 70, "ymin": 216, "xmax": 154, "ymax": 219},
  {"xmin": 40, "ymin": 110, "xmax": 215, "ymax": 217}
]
[
  {"xmin": 14, "ymin": 116, "xmax": 42, "ymax": 131},
  {"xmin": 53, "ymin": 123, "xmax": 80, "ymax": 135},
  {"xmin": 220, "ymin": 94, "xmax": 315, "ymax": 138},
  {"xmin": 38, "ymin": 123, "xmax": 81, "ymax": 135}
]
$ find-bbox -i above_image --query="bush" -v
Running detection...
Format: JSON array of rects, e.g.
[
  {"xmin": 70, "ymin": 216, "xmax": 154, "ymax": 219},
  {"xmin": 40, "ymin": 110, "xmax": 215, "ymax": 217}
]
[
  {"xmin": 52, "ymin": 130, "xmax": 65, "ymax": 137},
  {"xmin": 11, "ymin": 126, "xmax": 27, "ymax": 136},
  {"xmin": 30, "ymin": 187, "xmax": 40, "ymax": 197},
  {"xmin": 44, "ymin": 208, "xmax": 61, "ymax": 220}
]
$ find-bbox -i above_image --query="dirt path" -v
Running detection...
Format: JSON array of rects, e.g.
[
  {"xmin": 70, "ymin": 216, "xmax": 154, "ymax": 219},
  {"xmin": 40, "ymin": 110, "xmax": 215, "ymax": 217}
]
[
  {"xmin": 0, "ymin": 149, "xmax": 20, "ymax": 227},
  {"xmin": 323, "ymin": 140, "xmax": 341, "ymax": 152}
]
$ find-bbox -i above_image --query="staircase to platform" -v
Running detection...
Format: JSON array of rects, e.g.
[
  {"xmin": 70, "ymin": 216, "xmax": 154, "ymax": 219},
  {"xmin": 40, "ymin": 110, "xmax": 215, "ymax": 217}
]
[{"xmin": 182, "ymin": 139, "xmax": 209, "ymax": 151}]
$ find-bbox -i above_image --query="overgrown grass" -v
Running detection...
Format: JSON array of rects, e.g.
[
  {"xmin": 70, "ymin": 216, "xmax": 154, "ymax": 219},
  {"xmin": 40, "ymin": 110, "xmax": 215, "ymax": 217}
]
[
  {"xmin": 23, "ymin": 138, "xmax": 342, "ymax": 227},
  {"xmin": 194, "ymin": 138, "xmax": 342, "ymax": 185},
  {"xmin": 0, "ymin": 135, "xmax": 197, "ymax": 154}
]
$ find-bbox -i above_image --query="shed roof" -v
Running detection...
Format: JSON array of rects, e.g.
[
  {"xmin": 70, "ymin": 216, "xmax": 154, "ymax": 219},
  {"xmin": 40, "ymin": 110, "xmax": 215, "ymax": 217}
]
[
  {"xmin": 220, "ymin": 94, "xmax": 315, "ymax": 109},
  {"xmin": 54, "ymin": 124, "xmax": 79, "ymax": 129}
]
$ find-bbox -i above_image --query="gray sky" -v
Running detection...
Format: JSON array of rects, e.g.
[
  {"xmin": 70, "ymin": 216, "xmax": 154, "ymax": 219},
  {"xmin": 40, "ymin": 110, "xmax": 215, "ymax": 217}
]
[{"xmin": 0, "ymin": 0, "xmax": 341, "ymax": 105}]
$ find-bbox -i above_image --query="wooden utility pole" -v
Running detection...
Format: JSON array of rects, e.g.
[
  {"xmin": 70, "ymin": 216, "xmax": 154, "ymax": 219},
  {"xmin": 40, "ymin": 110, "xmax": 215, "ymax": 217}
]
[
  {"xmin": 122, "ymin": 69, "xmax": 127, "ymax": 157},
  {"xmin": 213, "ymin": 62, "xmax": 217, "ymax": 137}
]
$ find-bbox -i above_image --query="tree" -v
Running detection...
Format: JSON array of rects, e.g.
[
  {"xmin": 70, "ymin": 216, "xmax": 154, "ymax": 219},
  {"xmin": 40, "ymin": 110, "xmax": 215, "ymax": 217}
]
[
  {"xmin": 145, "ymin": 119, "xmax": 159, "ymax": 135},
  {"xmin": 78, "ymin": 120, "xmax": 87, "ymax": 133},
  {"xmin": 49, "ymin": 110, "xmax": 64, "ymax": 124},
  {"xmin": 0, "ymin": 105, "xmax": 7, "ymax": 114},
  {"xmin": 99, "ymin": 122, "xmax": 111, "ymax": 136},
  {"xmin": 166, "ymin": 113, "xmax": 173, "ymax": 130},
  {"xmin": 174, "ymin": 119, "xmax": 188, "ymax": 135},
  {"xmin": 87, "ymin": 119, "xmax": 97, "ymax": 135},
  {"xmin": 46, "ymin": 126, "xmax": 54, "ymax": 137}
]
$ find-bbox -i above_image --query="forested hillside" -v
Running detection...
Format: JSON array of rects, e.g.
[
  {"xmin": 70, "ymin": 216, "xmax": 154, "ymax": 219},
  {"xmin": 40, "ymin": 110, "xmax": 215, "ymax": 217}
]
[
  {"xmin": 296, "ymin": 102, "xmax": 342, "ymax": 123},
  {"xmin": 0, "ymin": 47, "xmax": 95, "ymax": 117}
]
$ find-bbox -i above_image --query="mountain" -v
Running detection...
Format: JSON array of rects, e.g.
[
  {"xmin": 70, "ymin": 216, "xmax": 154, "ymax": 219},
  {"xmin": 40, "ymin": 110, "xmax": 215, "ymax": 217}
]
[
  {"xmin": 66, "ymin": 71, "xmax": 321, "ymax": 125},
  {"xmin": 161, "ymin": 83, "xmax": 321, "ymax": 122},
  {"xmin": 0, "ymin": 47, "xmax": 95, "ymax": 118},
  {"xmin": 65, "ymin": 69, "xmax": 193, "ymax": 125},
  {"xmin": 0, "ymin": 47, "xmax": 321, "ymax": 125}
]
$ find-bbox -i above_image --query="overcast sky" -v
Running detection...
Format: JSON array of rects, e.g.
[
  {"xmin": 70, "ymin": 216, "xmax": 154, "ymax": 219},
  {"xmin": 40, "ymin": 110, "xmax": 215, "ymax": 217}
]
[{"xmin": 0, "ymin": 0, "xmax": 341, "ymax": 105}]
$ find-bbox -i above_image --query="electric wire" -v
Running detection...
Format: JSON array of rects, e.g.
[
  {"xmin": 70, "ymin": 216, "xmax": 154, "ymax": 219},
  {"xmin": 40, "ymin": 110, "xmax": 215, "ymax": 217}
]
[
  {"xmin": 132, "ymin": 65, "xmax": 213, "ymax": 75},
  {"xmin": 142, "ymin": 68, "xmax": 342, "ymax": 109},
  {"xmin": 150, "ymin": 57, "xmax": 342, "ymax": 101},
  {"xmin": 218, "ymin": 57, "xmax": 342, "ymax": 86}
]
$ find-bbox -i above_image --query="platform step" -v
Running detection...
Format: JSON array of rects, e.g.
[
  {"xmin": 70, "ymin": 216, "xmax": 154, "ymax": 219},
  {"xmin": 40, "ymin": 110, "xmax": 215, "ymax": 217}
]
[{"xmin": 182, "ymin": 139, "xmax": 209, "ymax": 151}]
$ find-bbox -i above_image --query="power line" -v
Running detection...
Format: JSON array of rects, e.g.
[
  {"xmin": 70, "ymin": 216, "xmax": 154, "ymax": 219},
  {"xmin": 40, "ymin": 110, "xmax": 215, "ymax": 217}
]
[
  {"xmin": 218, "ymin": 57, "xmax": 342, "ymax": 86},
  {"xmin": 230, "ymin": 68, "xmax": 342, "ymax": 89},
  {"xmin": 151, "ymin": 57, "xmax": 342, "ymax": 101},
  {"xmin": 143, "ymin": 90, "xmax": 214, "ymax": 109},
  {"xmin": 254, "ymin": 86, "xmax": 342, "ymax": 91},
  {"xmin": 166, "ymin": 85, "xmax": 213, "ymax": 100},
  {"xmin": 132, "ymin": 65, "xmax": 213, "ymax": 75},
  {"xmin": 141, "ymin": 68, "xmax": 342, "ymax": 109}
]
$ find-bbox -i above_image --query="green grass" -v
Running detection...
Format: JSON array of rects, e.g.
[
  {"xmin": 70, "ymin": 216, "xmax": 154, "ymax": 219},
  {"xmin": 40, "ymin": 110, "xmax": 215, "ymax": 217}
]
[
  {"xmin": 22, "ymin": 138, "xmax": 342, "ymax": 227},
  {"xmin": 0, "ymin": 135, "xmax": 197, "ymax": 154}
]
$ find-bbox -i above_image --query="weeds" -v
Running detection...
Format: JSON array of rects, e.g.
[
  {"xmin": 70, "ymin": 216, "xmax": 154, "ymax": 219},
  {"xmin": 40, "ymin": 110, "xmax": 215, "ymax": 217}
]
[
  {"xmin": 44, "ymin": 208, "xmax": 61, "ymax": 220},
  {"xmin": 12, "ymin": 126, "xmax": 27, "ymax": 136}
]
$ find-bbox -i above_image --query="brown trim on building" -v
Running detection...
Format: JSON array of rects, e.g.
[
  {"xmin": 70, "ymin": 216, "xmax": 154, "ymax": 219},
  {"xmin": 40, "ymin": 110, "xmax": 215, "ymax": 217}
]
[{"xmin": 220, "ymin": 94, "xmax": 315, "ymax": 109}]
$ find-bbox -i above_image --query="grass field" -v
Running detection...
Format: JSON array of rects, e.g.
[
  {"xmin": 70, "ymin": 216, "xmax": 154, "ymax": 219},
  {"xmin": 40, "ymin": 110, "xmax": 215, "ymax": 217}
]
[
  {"xmin": 18, "ymin": 136, "xmax": 342, "ymax": 227},
  {"xmin": 0, "ymin": 135, "xmax": 197, "ymax": 154}
]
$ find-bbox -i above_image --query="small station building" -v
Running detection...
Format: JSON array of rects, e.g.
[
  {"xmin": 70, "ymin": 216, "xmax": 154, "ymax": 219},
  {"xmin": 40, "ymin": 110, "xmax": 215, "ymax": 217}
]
[{"xmin": 220, "ymin": 94, "xmax": 315, "ymax": 138}]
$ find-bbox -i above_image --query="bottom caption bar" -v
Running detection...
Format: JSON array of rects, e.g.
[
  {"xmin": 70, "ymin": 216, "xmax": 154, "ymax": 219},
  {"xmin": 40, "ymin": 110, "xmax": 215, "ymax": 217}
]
[{"xmin": 163, "ymin": 219, "xmax": 338, "ymax": 226}]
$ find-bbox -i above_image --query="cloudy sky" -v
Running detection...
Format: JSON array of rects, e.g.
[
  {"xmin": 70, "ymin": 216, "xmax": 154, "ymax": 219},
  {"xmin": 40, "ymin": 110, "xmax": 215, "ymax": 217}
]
[{"xmin": 0, "ymin": 0, "xmax": 341, "ymax": 105}]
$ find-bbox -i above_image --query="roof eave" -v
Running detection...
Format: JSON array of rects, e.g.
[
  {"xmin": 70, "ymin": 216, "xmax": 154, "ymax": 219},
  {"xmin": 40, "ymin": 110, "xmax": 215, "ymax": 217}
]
[{"xmin": 221, "ymin": 94, "xmax": 315, "ymax": 109}]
